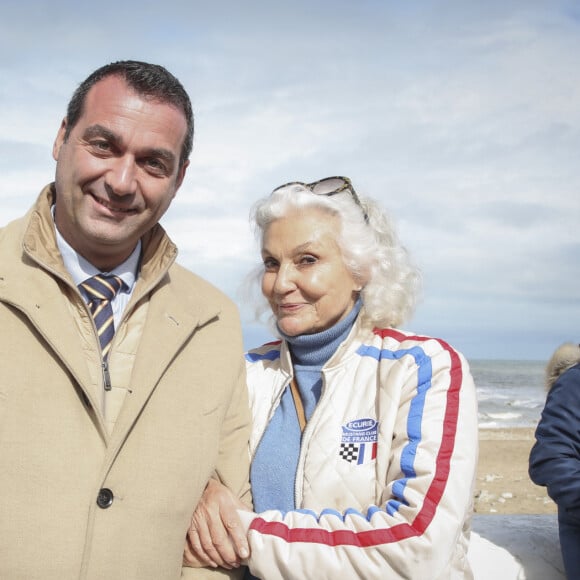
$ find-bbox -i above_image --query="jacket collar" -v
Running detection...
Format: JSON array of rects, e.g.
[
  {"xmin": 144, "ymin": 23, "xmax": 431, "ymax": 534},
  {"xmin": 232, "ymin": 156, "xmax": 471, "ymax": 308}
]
[
  {"xmin": 20, "ymin": 184, "xmax": 180, "ymax": 298},
  {"xmin": 1, "ymin": 185, "xmax": 223, "ymax": 443},
  {"xmin": 274, "ymin": 309, "xmax": 368, "ymax": 378},
  {"xmin": 10, "ymin": 181, "xmax": 223, "ymax": 328}
]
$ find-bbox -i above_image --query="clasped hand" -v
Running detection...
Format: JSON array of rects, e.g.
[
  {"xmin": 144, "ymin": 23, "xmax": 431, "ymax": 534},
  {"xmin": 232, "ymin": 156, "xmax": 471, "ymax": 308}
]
[{"xmin": 184, "ymin": 478, "xmax": 254, "ymax": 570}]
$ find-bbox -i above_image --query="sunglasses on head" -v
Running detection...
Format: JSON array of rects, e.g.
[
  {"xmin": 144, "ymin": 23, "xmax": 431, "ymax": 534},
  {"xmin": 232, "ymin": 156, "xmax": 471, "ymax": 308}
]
[{"xmin": 272, "ymin": 176, "xmax": 368, "ymax": 223}]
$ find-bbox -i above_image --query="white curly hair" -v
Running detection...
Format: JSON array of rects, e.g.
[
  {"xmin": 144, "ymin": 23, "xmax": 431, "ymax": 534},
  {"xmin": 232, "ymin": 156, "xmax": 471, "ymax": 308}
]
[{"xmin": 243, "ymin": 179, "xmax": 421, "ymax": 332}]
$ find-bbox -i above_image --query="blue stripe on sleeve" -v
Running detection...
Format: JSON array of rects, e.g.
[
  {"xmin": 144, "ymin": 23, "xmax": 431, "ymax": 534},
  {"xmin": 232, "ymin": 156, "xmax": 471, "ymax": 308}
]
[
  {"xmin": 356, "ymin": 343, "xmax": 434, "ymax": 515},
  {"xmin": 245, "ymin": 349, "xmax": 281, "ymax": 362},
  {"xmin": 259, "ymin": 339, "xmax": 437, "ymax": 525}
]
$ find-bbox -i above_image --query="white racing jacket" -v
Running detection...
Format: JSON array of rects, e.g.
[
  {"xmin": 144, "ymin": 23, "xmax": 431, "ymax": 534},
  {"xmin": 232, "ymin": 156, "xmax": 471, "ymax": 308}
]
[{"xmin": 243, "ymin": 315, "xmax": 478, "ymax": 579}]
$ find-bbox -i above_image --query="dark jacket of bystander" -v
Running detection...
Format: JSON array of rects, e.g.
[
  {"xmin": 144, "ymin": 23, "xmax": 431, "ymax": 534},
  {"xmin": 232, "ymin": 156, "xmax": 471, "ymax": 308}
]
[{"xmin": 529, "ymin": 342, "xmax": 580, "ymax": 579}]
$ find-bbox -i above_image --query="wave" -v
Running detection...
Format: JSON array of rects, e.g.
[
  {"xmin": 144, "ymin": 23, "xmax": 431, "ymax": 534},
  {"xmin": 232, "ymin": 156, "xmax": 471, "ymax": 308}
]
[{"xmin": 483, "ymin": 412, "xmax": 522, "ymax": 421}]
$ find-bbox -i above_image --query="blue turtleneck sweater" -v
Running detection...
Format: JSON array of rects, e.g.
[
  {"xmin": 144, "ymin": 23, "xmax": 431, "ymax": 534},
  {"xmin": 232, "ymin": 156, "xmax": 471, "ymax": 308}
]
[{"xmin": 250, "ymin": 299, "xmax": 362, "ymax": 513}]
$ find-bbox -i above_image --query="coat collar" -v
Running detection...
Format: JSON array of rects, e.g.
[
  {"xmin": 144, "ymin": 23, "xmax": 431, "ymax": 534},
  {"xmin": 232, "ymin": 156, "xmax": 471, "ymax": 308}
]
[{"xmin": 1, "ymin": 185, "xmax": 223, "ymax": 443}]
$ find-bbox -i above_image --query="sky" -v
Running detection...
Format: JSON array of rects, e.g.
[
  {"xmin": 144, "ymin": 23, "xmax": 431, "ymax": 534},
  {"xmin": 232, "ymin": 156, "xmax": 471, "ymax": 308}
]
[{"xmin": 1, "ymin": 0, "xmax": 579, "ymax": 361}]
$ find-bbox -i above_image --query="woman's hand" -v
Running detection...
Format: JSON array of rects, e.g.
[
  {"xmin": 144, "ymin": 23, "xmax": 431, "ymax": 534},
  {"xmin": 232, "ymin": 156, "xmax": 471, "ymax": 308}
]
[{"xmin": 184, "ymin": 478, "xmax": 253, "ymax": 570}]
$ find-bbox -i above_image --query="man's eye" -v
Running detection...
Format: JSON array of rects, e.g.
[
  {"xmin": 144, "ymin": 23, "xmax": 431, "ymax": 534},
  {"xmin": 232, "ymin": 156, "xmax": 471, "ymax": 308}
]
[
  {"xmin": 91, "ymin": 141, "xmax": 111, "ymax": 152},
  {"xmin": 144, "ymin": 158, "xmax": 168, "ymax": 174}
]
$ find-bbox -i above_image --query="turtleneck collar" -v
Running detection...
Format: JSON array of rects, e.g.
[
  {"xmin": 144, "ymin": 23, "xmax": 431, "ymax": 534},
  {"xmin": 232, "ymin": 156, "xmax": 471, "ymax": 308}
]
[{"xmin": 278, "ymin": 297, "xmax": 363, "ymax": 368}]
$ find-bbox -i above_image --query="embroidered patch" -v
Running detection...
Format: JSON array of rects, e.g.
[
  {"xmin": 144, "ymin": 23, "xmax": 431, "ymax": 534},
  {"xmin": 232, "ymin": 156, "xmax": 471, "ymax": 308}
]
[{"xmin": 339, "ymin": 418, "xmax": 378, "ymax": 465}]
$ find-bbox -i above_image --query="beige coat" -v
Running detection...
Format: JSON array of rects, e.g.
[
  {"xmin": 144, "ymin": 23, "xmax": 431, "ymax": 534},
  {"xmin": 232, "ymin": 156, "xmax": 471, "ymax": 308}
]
[{"xmin": 0, "ymin": 186, "xmax": 251, "ymax": 580}]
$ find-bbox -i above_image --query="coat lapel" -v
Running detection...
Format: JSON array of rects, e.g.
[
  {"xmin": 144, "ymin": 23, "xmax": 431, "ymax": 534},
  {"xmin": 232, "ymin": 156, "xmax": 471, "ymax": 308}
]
[
  {"xmin": 0, "ymin": 268, "xmax": 110, "ymax": 436},
  {"xmin": 107, "ymin": 279, "xmax": 217, "ymax": 453}
]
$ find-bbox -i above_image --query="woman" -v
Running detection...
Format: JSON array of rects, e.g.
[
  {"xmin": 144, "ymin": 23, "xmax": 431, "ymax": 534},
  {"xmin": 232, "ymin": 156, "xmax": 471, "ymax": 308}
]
[
  {"xmin": 529, "ymin": 343, "xmax": 580, "ymax": 579},
  {"xmin": 187, "ymin": 177, "xmax": 478, "ymax": 579}
]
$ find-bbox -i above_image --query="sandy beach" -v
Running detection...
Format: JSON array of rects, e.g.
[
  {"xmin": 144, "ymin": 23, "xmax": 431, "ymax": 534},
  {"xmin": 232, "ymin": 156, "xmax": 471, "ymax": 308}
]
[{"xmin": 474, "ymin": 427, "xmax": 556, "ymax": 515}]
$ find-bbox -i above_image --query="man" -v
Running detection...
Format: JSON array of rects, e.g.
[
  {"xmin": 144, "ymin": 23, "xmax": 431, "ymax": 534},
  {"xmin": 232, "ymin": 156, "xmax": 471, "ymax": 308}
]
[{"xmin": 0, "ymin": 60, "xmax": 250, "ymax": 580}]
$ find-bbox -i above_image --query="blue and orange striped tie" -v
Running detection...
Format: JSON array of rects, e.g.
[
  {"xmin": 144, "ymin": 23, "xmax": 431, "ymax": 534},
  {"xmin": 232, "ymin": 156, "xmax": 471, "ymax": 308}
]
[{"xmin": 80, "ymin": 274, "xmax": 124, "ymax": 360}]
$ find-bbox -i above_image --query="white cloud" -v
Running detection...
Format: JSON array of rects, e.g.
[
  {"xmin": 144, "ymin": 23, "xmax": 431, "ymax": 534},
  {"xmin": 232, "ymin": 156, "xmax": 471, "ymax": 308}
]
[{"xmin": 1, "ymin": 0, "xmax": 579, "ymax": 359}]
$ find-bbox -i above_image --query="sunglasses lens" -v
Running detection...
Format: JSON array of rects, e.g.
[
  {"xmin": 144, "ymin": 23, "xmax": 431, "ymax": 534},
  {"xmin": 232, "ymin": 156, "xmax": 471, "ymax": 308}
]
[{"xmin": 310, "ymin": 177, "xmax": 347, "ymax": 195}]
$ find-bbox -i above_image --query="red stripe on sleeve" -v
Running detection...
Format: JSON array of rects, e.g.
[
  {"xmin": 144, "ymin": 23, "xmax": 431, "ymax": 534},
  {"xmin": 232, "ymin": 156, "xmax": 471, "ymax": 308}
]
[{"xmin": 249, "ymin": 328, "xmax": 464, "ymax": 547}]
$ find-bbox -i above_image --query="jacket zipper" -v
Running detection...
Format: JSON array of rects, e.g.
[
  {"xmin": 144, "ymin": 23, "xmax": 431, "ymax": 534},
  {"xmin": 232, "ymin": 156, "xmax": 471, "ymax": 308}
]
[
  {"xmin": 102, "ymin": 359, "xmax": 112, "ymax": 391},
  {"xmin": 294, "ymin": 373, "xmax": 328, "ymax": 508},
  {"xmin": 251, "ymin": 379, "xmax": 290, "ymax": 460}
]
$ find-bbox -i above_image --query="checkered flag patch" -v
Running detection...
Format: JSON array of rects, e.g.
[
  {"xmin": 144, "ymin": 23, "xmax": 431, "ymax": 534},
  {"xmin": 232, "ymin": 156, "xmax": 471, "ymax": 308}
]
[
  {"xmin": 340, "ymin": 418, "xmax": 379, "ymax": 465},
  {"xmin": 339, "ymin": 443, "xmax": 359, "ymax": 463}
]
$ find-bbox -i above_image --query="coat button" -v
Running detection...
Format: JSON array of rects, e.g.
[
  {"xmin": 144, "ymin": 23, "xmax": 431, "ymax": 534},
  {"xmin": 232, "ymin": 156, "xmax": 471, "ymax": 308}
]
[{"xmin": 97, "ymin": 488, "xmax": 114, "ymax": 509}]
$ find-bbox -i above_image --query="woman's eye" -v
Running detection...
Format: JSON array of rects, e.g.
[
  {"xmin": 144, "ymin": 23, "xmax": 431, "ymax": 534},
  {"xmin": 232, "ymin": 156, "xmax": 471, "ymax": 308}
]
[
  {"xmin": 299, "ymin": 255, "xmax": 317, "ymax": 265},
  {"xmin": 263, "ymin": 258, "xmax": 278, "ymax": 271}
]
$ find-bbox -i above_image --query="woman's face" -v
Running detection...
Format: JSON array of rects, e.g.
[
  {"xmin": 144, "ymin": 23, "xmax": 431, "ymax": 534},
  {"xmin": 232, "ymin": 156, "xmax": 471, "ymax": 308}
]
[{"xmin": 261, "ymin": 209, "xmax": 360, "ymax": 336}]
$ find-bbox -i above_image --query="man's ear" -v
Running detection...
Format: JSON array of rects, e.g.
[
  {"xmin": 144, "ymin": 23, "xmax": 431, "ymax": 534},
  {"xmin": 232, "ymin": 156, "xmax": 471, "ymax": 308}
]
[
  {"xmin": 52, "ymin": 118, "xmax": 68, "ymax": 161},
  {"xmin": 174, "ymin": 159, "xmax": 190, "ymax": 192}
]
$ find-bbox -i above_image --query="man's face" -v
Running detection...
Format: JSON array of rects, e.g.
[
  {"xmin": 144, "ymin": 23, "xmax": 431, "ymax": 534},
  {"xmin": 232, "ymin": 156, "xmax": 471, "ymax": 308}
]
[{"xmin": 52, "ymin": 75, "xmax": 189, "ymax": 271}]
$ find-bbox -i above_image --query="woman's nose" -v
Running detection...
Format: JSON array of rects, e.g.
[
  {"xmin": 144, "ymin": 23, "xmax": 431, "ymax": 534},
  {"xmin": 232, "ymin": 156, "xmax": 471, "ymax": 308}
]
[{"xmin": 273, "ymin": 264, "xmax": 296, "ymax": 294}]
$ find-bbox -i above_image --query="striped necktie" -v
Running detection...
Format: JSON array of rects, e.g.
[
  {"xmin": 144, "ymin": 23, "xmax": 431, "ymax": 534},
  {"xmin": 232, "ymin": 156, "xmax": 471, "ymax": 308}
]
[{"xmin": 80, "ymin": 274, "xmax": 124, "ymax": 359}]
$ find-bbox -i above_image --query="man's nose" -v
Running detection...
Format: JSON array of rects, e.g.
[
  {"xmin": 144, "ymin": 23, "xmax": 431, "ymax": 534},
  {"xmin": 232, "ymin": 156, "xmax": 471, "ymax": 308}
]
[{"xmin": 105, "ymin": 156, "xmax": 137, "ymax": 196}]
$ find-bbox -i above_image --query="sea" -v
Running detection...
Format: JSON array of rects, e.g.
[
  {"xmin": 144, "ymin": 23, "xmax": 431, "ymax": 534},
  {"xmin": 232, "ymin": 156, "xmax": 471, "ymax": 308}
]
[{"xmin": 469, "ymin": 359, "xmax": 547, "ymax": 430}]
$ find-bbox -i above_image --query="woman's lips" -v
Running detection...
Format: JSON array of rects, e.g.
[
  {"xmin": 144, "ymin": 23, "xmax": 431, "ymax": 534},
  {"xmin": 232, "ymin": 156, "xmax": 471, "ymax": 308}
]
[{"xmin": 278, "ymin": 303, "xmax": 304, "ymax": 312}]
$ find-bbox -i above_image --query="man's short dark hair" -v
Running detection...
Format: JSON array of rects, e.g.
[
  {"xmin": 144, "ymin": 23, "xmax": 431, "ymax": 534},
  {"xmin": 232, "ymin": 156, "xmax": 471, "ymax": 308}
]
[{"xmin": 64, "ymin": 60, "xmax": 194, "ymax": 168}]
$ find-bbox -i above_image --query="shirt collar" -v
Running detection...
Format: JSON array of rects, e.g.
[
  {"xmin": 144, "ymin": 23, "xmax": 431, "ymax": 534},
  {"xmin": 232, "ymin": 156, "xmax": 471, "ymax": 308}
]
[{"xmin": 51, "ymin": 206, "xmax": 140, "ymax": 291}]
